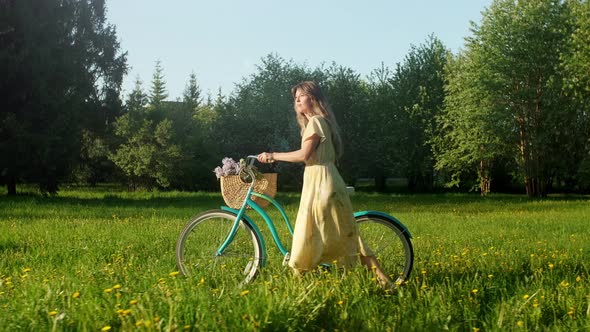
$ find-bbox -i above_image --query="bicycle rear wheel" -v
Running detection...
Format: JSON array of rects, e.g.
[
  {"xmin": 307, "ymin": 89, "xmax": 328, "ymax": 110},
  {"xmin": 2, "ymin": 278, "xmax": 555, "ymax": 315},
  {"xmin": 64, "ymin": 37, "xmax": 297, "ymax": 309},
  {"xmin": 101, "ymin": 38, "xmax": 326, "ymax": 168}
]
[
  {"xmin": 175, "ymin": 210, "xmax": 263, "ymax": 285},
  {"xmin": 356, "ymin": 214, "xmax": 414, "ymax": 285}
]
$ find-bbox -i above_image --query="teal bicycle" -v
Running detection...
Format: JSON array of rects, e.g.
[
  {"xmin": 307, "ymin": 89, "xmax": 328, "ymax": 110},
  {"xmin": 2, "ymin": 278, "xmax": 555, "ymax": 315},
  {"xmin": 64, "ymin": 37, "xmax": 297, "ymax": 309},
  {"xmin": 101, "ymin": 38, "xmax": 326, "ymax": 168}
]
[{"xmin": 175, "ymin": 156, "xmax": 414, "ymax": 285}]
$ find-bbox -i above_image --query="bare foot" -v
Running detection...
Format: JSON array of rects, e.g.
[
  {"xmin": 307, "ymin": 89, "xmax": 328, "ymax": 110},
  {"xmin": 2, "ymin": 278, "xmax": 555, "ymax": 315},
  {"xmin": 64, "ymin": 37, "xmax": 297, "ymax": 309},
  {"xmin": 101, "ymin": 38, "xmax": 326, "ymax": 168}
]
[{"xmin": 360, "ymin": 255, "xmax": 392, "ymax": 287}]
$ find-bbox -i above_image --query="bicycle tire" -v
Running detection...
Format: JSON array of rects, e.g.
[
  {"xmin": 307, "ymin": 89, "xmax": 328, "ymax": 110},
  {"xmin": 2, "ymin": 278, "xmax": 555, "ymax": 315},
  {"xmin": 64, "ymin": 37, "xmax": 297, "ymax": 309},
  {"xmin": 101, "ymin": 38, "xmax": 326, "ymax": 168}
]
[
  {"xmin": 175, "ymin": 209, "xmax": 264, "ymax": 285},
  {"xmin": 356, "ymin": 213, "xmax": 414, "ymax": 285}
]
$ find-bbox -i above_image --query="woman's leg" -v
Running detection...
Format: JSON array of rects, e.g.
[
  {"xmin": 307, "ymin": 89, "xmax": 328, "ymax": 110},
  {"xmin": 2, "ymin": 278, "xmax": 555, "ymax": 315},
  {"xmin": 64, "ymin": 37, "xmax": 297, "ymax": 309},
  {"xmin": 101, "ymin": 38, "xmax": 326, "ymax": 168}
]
[{"xmin": 360, "ymin": 255, "xmax": 392, "ymax": 286}]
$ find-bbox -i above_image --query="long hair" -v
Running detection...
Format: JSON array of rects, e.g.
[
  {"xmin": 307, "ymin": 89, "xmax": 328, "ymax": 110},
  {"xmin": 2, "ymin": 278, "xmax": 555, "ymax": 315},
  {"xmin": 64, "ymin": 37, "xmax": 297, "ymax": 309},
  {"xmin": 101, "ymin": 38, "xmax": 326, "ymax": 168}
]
[{"xmin": 291, "ymin": 81, "xmax": 343, "ymax": 159}]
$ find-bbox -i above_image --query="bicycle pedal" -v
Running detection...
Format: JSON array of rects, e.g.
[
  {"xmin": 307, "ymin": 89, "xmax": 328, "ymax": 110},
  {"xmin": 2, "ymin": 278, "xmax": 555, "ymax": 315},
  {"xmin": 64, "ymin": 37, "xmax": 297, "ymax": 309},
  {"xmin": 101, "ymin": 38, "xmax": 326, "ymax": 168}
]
[{"xmin": 282, "ymin": 252, "xmax": 290, "ymax": 266}]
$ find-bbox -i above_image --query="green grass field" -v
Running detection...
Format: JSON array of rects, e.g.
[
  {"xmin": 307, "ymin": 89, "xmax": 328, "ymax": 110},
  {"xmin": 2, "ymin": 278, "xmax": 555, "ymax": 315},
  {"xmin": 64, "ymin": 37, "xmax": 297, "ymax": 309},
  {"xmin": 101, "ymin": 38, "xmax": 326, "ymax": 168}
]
[{"xmin": 0, "ymin": 186, "xmax": 589, "ymax": 331}]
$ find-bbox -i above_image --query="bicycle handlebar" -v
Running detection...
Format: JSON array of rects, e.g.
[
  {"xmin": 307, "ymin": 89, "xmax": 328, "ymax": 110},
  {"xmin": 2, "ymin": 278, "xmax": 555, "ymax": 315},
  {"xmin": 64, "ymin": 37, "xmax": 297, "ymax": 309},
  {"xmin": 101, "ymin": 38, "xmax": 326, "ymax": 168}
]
[{"xmin": 246, "ymin": 155, "xmax": 259, "ymax": 166}]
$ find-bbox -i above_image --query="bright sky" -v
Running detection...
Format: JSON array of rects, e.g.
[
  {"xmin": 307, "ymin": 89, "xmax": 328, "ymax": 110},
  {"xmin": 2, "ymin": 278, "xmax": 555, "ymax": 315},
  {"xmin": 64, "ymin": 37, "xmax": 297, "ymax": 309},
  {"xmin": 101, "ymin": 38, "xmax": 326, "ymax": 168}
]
[{"xmin": 107, "ymin": 0, "xmax": 492, "ymax": 101}]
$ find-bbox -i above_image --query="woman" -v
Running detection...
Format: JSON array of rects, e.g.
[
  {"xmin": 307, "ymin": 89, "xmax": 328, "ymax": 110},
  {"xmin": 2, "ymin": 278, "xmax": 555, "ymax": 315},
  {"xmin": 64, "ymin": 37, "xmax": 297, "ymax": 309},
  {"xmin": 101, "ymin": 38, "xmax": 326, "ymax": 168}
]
[{"xmin": 257, "ymin": 81, "xmax": 390, "ymax": 285}]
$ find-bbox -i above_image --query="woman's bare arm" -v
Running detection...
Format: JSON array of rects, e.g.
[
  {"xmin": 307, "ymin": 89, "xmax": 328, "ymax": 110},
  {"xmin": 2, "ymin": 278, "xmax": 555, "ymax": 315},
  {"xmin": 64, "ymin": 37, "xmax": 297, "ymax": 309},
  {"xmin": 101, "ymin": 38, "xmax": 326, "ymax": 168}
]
[{"xmin": 258, "ymin": 134, "xmax": 320, "ymax": 164}]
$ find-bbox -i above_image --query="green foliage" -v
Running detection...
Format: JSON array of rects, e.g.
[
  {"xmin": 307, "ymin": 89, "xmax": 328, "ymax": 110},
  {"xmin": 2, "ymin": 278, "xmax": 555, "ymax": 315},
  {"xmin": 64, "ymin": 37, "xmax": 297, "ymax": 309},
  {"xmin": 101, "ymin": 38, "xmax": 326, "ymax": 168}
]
[
  {"xmin": 434, "ymin": 0, "xmax": 590, "ymax": 196},
  {"xmin": 364, "ymin": 65, "xmax": 403, "ymax": 190},
  {"xmin": 433, "ymin": 51, "xmax": 512, "ymax": 195},
  {"xmin": 466, "ymin": 0, "xmax": 575, "ymax": 197},
  {"xmin": 389, "ymin": 36, "xmax": 449, "ymax": 192},
  {"xmin": 323, "ymin": 64, "xmax": 369, "ymax": 185},
  {"xmin": 0, "ymin": 0, "xmax": 127, "ymax": 194},
  {"xmin": 110, "ymin": 78, "xmax": 181, "ymax": 190},
  {"xmin": 6, "ymin": 0, "xmax": 590, "ymax": 195},
  {"xmin": 1, "ymin": 188, "xmax": 589, "ymax": 330},
  {"xmin": 149, "ymin": 60, "xmax": 168, "ymax": 109}
]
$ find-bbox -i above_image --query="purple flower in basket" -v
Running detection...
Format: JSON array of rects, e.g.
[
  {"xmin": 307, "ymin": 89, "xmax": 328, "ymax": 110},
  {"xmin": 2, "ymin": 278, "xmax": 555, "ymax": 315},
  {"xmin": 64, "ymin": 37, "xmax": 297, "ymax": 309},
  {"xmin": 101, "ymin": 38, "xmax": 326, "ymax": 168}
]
[{"xmin": 213, "ymin": 157, "xmax": 242, "ymax": 179}]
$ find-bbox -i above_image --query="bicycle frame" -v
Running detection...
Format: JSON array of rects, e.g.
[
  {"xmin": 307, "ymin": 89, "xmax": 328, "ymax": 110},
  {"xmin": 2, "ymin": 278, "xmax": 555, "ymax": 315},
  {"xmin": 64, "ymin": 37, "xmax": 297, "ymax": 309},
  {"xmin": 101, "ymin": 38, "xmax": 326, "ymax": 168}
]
[{"xmin": 216, "ymin": 165, "xmax": 294, "ymax": 266}]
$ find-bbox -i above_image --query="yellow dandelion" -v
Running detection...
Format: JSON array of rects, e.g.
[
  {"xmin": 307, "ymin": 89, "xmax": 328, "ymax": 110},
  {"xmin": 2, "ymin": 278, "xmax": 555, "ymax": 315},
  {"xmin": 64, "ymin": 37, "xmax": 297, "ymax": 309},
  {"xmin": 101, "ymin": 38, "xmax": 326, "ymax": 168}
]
[
  {"xmin": 22, "ymin": 268, "xmax": 31, "ymax": 273},
  {"xmin": 421, "ymin": 270, "xmax": 427, "ymax": 275},
  {"xmin": 198, "ymin": 277, "xmax": 205, "ymax": 285},
  {"xmin": 123, "ymin": 309, "xmax": 132, "ymax": 315},
  {"xmin": 332, "ymin": 260, "xmax": 338, "ymax": 264},
  {"xmin": 338, "ymin": 300, "xmax": 344, "ymax": 305},
  {"xmin": 488, "ymin": 274, "xmax": 494, "ymax": 279},
  {"xmin": 548, "ymin": 263, "xmax": 554, "ymax": 269},
  {"xmin": 154, "ymin": 316, "xmax": 160, "ymax": 322},
  {"xmin": 473, "ymin": 328, "xmax": 480, "ymax": 332},
  {"xmin": 472, "ymin": 289, "xmax": 478, "ymax": 294},
  {"xmin": 576, "ymin": 276, "xmax": 582, "ymax": 282},
  {"xmin": 72, "ymin": 291, "xmax": 81, "ymax": 299},
  {"xmin": 516, "ymin": 321, "xmax": 524, "ymax": 327},
  {"xmin": 112, "ymin": 284, "xmax": 122, "ymax": 290},
  {"xmin": 420, "ymin": 284, "xmax": 428, "ymax": 290},
  {"xmin": 104, "ymin": 288, "xmax": 113, "ymax": 293},
  {"xmin": 523, "ymin": 294, "xmax": 529, "ymax": 300},
  {"xmin": 240, "ymin": 290, "xmax": 250, "ymax": 296},
  {"xmin": 129, "ymin": 299, "xmax": 138, "ymax": 305},
  {"xmin": 560, "ymin": 280, "xmax": 570, "ymax": 288},
  {"xmin": 101, "ymin": 326, "xmax": 112, "ymax": 331},
  {"xmin": 135, "ymin": 320, "xmax": 144, "ymax": 327},
  {"xmin": 567, "ymin": 307, "xmax": 575, "ymax": 316},
  {"xmin": 533, "ymin": 300, "xmax": 539, "ymax": 308},
  {"xmin": 48, "ymin": 311, "xmax": 58, "ymax": 316},
  {"xmin": 169, "ymin": 271, "xmax": 180, "ymax": 277}
]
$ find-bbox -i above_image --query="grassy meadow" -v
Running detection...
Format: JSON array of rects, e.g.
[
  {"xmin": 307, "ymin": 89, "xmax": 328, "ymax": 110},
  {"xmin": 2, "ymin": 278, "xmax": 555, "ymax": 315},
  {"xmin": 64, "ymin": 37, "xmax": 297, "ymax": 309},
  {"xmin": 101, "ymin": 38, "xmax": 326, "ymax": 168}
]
[{"xmin": 0, "ymin": 185, "xmax": 589, "ymax": 331}]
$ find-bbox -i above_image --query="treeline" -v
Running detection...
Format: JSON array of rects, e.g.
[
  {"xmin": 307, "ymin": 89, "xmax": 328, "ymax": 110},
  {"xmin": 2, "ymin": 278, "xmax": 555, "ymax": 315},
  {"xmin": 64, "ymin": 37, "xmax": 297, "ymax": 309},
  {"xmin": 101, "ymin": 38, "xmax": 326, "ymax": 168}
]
[{"xmin": 2, "ymin": 0, "xmax": 589, "ymax": 197}]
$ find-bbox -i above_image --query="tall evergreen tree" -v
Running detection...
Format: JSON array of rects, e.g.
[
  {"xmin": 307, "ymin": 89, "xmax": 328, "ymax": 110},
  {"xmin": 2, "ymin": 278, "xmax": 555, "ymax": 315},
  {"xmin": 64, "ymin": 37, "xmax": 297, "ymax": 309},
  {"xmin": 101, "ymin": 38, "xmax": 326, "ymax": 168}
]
[
  {"xmin": 183, "ymin": 72, "xmax": 202, "ymax": 112},
  {"xmin": 149, "ymin": 60, "xmax": 168, "ymax": 109},
  {"xmin": 0, "ymin": 0, "xmax": 127, "ymax": 194}
]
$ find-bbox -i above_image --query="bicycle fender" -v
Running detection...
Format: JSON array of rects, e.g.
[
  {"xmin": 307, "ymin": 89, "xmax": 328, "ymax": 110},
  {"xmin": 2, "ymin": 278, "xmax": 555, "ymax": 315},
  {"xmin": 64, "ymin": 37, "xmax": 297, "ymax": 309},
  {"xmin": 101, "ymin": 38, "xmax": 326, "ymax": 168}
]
[
  {"xmin": 220, "ymin": 206, "xmax": 268, "ymax": 266},
  {"xmin": 354, "ymin": 210, "xmax": 413, "ymax": 238}
]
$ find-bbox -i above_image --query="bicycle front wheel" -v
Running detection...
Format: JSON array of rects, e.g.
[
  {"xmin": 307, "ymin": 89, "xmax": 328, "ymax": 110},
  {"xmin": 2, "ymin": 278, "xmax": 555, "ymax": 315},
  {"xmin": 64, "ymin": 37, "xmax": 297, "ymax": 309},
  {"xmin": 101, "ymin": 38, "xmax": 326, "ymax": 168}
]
[
  {"xmin": 175, "ymin": 210, "xmax": 264, "ymax": 285},
  {"xmin": 356, "ymin": 214, "xmax": 414, "ymax": 285}
]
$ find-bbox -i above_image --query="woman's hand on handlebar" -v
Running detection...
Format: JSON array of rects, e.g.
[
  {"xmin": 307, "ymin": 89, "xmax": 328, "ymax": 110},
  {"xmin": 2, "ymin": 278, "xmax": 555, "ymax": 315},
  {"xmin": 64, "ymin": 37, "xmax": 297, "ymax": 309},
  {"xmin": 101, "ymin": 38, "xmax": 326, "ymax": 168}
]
[{"xmin": 257, "ymin": 152, "xmax": 274, "ymax": 164}]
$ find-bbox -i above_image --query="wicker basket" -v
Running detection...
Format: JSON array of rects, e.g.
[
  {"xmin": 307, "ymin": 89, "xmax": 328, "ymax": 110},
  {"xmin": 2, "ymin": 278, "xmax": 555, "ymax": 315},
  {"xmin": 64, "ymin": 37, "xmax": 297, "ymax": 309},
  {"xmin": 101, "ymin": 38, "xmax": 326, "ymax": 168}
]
[{"xmin": 220, "ymin": 173, "xmax": 277, "ymax": 209}]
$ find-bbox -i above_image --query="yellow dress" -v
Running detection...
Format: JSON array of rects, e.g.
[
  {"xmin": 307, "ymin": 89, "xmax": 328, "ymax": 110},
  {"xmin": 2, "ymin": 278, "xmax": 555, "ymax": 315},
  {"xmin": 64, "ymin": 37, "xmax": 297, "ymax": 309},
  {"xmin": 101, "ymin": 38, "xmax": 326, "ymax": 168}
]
[{"xmin": 288, "ymin": 115, "xmax": 372, "ymax": 273}]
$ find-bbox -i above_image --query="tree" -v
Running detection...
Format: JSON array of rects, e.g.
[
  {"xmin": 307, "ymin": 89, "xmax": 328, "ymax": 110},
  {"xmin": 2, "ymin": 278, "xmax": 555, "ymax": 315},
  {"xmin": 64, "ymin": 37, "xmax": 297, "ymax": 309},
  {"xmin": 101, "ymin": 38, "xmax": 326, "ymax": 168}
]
[
  {"xmin": 365, "ymin": 64, "xmax": 407, "ymax": 191},
  {"xmin": 183, "ymin": 72, "xmax": 202, "ymax": 112},
  {"xmin": 0, "ymin": 0, "xmax": 127, "ymax": 194},
  {"xmin": 323, "ymin": 64, "xmax": 370, "ymax": 186},
  {"xmin": 110, "ymin": 76, "xmax": 180, "ymax": 190},
  {"xmin": 561, "ymin": 0, "xmax": 590, "ymax": 191},
  {"xmin": 468, "ymin": 0, "xmax": 574, "ymax": 197},
  {"xmin": 433, "ymin": 52, "xmax": 511, "ymax": 195},
  {"xmin": 149, "ymin": 60, "xmax": 168, "ymax": 109},
  {"xmin": 389, "ymin": 36, "xmax": 449, "ymax": 192}
]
